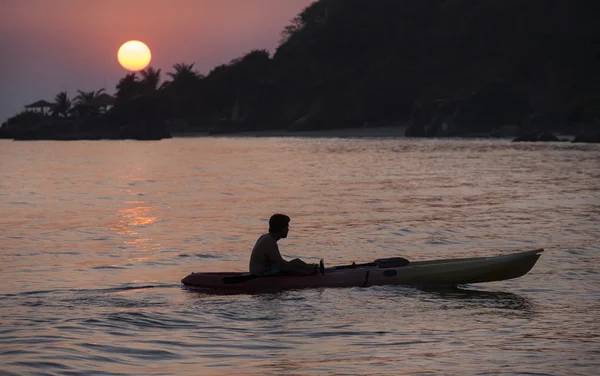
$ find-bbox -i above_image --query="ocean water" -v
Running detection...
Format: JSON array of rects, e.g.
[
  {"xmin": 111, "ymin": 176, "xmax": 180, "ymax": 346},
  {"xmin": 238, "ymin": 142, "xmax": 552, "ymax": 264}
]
[{"xmin": 1, "ymin": 137, "xmax": 599, "ymax": 375}]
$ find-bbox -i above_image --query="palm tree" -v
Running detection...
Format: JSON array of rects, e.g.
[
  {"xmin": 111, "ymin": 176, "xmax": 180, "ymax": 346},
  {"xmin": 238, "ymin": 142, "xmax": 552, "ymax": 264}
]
[
  {"xmin": 115, "ymin": 73, "xmax": 140, "ymax": 103},
  {"xmin": 163, "ymin": 63, "xmax": 203, "ymax": 88},
  {"xmin": 139, "ymin": 66, "xmax": 162, "ymax": 93},
  {"xmin": 51, "ymin": 91, "xmax": 71, "ymax": 117},
  {"xmin": 73, "ymin": 88, "xmax": 105, "ymax": 105},
  {"xmin": 162, "ymin": 63, "xmax": 206, "ymax": 119},
  {"xmin": 72, "ymin": 88, "xmax": 105, "ymax": 117}
]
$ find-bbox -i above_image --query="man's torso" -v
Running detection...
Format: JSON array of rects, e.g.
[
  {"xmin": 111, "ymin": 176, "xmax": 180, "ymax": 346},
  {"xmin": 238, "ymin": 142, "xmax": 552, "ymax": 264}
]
[{"xmin": 249, "ymin": 233, "xmax": 278, "ymax": 275}]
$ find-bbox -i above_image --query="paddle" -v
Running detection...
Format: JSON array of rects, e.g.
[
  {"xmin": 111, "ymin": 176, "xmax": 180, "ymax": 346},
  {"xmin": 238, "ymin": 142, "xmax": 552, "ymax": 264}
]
[
  {"xmin": 222, "ymin": 257, "xmax": 409, "ymax": 284},
  {"xmin": 334, "ymin": 257, "xmax": 410, "ymax": 270}
]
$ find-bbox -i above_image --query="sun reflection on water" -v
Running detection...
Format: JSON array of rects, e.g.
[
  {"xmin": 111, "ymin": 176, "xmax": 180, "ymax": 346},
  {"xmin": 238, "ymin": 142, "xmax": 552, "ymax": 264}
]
[
  {"xmin": 111, "ymin": 203, "xmax": 157, "ymax": 234},
  {"xmin": 110, "ymin": 198, "xmax": 161, "ymax": 256}
]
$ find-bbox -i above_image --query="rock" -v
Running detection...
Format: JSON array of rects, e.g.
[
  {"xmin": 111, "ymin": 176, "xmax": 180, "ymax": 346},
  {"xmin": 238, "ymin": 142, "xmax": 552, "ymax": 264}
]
[
  {"xmin": 513, "ymin": 133, "xmax": 539, "ymax": 142},
  {"xmin": 572, "ymin": 132, "xmax": 600, "ymax": 143},
  {"xmin": 537, "ymin": 132, "xmax": 560, "ymax": 141},
  {"xmin": 513, "ymin": 132, "xmax": 559, "ymax": 142}
]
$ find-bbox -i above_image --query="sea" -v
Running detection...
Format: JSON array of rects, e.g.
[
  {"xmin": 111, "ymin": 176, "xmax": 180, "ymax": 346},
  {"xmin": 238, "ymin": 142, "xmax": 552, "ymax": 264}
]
[{"xmin": 1, "ymin": 137, "xmax": 599, "ymax": 375}]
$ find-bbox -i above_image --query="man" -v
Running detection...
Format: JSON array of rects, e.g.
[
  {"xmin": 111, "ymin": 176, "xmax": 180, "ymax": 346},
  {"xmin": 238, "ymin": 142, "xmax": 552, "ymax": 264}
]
[{"xmin": 249, "ymin": 214, "xmax": 323, "ymax": 276}]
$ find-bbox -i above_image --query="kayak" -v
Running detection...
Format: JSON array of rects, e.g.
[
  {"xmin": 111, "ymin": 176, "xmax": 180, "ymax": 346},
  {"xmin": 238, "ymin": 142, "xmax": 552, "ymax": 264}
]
[{"xmin": 181, "ymin": 249, "xmax": 543, "ymax": 293}]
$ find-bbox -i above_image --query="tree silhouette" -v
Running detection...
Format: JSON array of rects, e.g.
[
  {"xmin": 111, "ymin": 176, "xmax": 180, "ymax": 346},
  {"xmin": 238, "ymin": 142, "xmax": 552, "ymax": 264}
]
[
  {"xmin": 72, "ymin": 89, "xmax": 105, "ymax": 117},
  {"xmin": 51, "ymin": 91, "xmax": 71, "ymax": 118},
  {"xmin": 73, "ymin": 89, "xmax": 105, "ymax": 105},
  {"xmin": 115, "ymin": 73, "xmax": 140, "ymax": 104},
  {"xmin": 139, "ymin": 67, "xmax": 162, "ymax": 94},
  {"xmin": 162, "ymin": 63, "xmax": 205, "ymax": 120},
  {"xmin": 164, "ymin": 63, "xmax": 203, "ymax": 87}
]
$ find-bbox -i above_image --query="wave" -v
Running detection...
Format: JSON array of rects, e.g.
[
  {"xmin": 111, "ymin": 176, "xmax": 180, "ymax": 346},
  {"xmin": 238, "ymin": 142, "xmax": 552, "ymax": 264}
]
[{"xmin": 1, "ymin": 282, "xmax": 180, "ymax": 299}]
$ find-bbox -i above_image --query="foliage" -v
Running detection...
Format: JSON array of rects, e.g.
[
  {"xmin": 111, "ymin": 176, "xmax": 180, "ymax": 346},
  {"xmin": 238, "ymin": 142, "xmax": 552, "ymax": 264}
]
[
  {"xmin": 164, "ymin": 63, "xmax": 203, "ymax": 88},
  {"xmin": 115, "ymin": 73, "xmax": 140, "ymax": 104},
  {"xmin": 161, "ymin": 63, "xmax": 204, "ymax": 120},
  {"xmin": 139, "ymin": 66, "xmax": 162, "ymax": 94},
  {"xmin": 268, "ymin": 0, "xmax": 600, "ymax": 130},
  {"xmin": 2, "ymin": 111, "xmax": 46, "ymax": 128},
  {"xmin": 73, "ymin": 89, "xmax": 105, "ymax": 105},
  {"xmin": 51, "ymin": 91, "xmax": 71, "ymax": 117},
  {"xmin": 72, "ymin": 89, "xmax": 105, "ymax": 117}
]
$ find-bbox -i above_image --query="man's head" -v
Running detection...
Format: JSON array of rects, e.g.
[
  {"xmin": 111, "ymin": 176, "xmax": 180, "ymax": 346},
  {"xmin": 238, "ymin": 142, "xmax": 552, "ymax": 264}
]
[{"xmin": 269, "ymin": 213, "xmax": 290, "ymax": 238}]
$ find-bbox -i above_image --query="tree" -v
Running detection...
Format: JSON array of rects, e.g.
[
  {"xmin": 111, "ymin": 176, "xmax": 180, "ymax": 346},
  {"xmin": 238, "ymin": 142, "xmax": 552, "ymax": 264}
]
[
  {"xmin": 139, "ymin": 66, "xmax": 162, "ymax": 94},
  {"xmin": 161, "ymin": 63, "xmax": 205, "ymax": 120},
  {"xmin": 115, "ymin": 73, "xmax": 141, "ymax": 104},
  {"xmin": 72, "ymin": 89, "xmax": 105, "ymax": 117},
  {"xmin": 51, "ymin": 91, "xmax": 71, "ymax": 118},
  {"xmin": 73, "ymin": 89, "xmax": 105, "ymax": 105},
  {"xmin": 164, "ymin": 63, "xmax": 203, "ymax": 88}
]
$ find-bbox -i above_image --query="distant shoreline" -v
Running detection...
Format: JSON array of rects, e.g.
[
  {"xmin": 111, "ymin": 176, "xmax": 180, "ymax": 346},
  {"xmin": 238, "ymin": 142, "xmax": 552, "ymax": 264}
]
[
  {"xmin": 169, "ymin": 125, "xmax": 591, "ymax": 141},
  {"xmin": 172, "ymin": 125, "xmax": 412, "ymax": 138},
  {"xmin": 2, "ymin": 124, "xmax": 589, "ymax": 142},
  {"xmin": 170, "ymin": 125, "xmax": 523, "ymax": 139}
]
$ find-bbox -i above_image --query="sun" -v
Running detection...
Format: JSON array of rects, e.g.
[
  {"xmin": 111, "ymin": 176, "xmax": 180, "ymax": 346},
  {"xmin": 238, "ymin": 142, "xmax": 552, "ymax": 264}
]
[{"xmin": 117, "ymin": 40, "xmax": 152, "ymax": 72}]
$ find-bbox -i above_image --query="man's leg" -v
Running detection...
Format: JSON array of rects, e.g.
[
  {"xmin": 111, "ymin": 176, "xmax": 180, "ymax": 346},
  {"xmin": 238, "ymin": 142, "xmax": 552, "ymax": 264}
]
[{"xmin": 289, "ymin": 258, "xmax": 318, "ymax": 275}]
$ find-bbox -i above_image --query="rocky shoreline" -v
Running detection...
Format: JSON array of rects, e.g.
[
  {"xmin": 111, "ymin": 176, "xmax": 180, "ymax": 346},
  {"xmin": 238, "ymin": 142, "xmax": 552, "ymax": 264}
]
[
  {"xmin": 170, "ymin": 125, "xmax": 600, "ymax": 143},
  {"xmin": 0, "ymin": 120, "xmax": 172, "ymax": 141},
  {"xmin": 2, "ymin": 119, "xmax": 598, "ymax": 143}
]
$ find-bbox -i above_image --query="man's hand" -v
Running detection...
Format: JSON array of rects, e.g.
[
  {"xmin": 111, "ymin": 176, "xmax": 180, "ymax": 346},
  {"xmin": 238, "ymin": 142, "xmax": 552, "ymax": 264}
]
[{"xmin": 310, "ymin": 261, "xmax": 325, "ymax": 275}]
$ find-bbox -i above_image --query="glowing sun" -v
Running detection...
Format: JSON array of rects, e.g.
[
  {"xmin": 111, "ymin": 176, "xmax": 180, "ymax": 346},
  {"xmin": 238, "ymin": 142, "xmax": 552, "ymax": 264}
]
[{"xmin": 117, "ymin": 40, "xmax": 151, "ymax": 71}]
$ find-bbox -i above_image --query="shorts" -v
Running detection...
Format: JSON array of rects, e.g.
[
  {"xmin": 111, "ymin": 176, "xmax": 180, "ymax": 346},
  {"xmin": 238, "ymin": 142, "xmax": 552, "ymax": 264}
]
[{"xmin": 262, "ymin": 267, "xmax": 281, "ymax": 276}]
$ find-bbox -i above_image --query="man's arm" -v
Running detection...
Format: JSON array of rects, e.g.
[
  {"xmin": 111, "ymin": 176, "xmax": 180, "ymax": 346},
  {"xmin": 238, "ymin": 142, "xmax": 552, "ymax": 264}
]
[
  {"xmin": 266, "ymin": 244, "xmax": 315, "ymax": 276},
  {"xmin": 266, "ymin": 243, "xmax": 297, "ymax": 274}
]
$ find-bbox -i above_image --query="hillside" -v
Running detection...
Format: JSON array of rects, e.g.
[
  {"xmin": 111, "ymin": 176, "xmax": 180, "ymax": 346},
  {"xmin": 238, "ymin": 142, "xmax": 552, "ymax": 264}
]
[{"xmin": 204, "ymin": 0, "xmax": 599, "ymax": 134}]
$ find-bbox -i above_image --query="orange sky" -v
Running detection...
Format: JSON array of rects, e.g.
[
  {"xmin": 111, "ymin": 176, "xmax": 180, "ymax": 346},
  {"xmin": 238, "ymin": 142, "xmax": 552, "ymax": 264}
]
[{"xmin": 0, "ymin": 0, "xmax": 314, "ymax": 123}]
